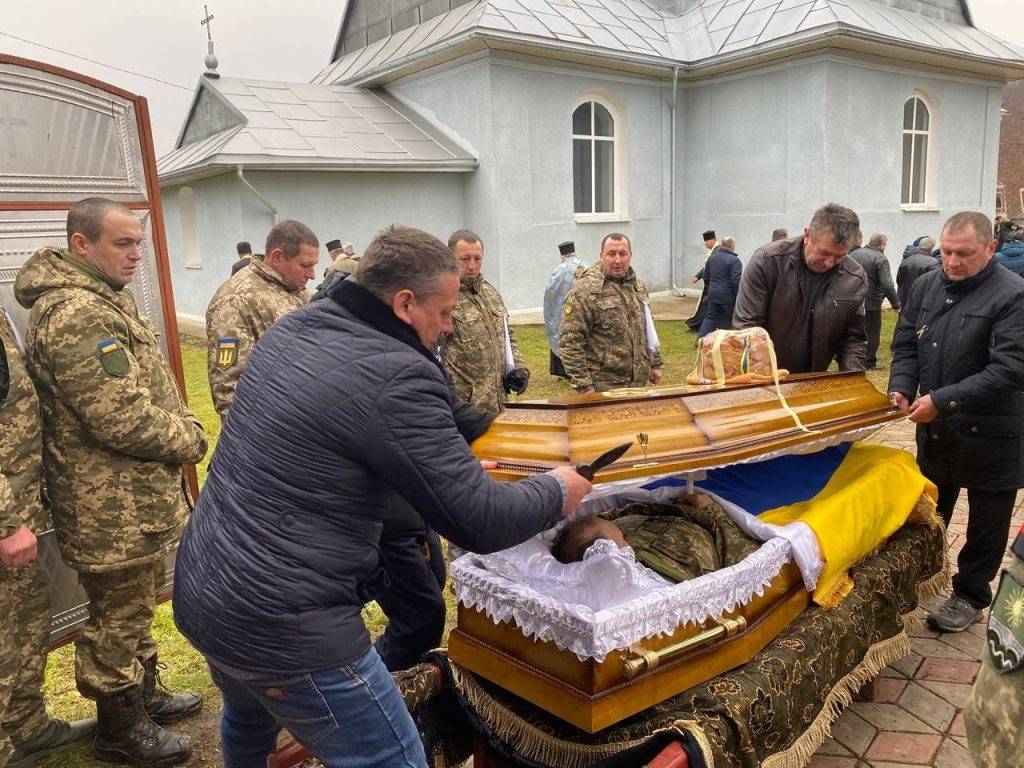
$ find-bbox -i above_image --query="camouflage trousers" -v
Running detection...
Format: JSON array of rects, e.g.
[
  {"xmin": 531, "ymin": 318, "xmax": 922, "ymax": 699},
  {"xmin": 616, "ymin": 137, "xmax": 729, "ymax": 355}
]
[
  {"xmin": 964, "ymin": 556, "xmax": 1024, "ymax": 768},
  {"xmin": 0, "ymin": 562, "xmax": 52, "ymax": 766},
  {"xmin": 75, "ymin": 560, "xmax": 162, "ymax": 701}
]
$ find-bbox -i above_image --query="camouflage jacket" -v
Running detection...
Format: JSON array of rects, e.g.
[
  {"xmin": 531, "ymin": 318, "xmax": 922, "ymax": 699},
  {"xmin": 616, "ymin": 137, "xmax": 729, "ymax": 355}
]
[
  {"xmin": 14, "ymin": 248, "xmax": 207, "ymax": 572},
  {"xmin": 558, "ymin": 265, "xmax": 664, "ymax": 392},
  {"xmin": 442, "ymin": 276, "xmax": 526, "ymax": 414},
  {"xmin": 206, "ymin": 257, "xmax": 308, "ymax": 417},
  {"xmin": 610, "ymin": 498, "xmax": 760, "ymax": 583},
  {"xmin": 0, "ymin": 308, "xmax": 45, "ymax": 538}
]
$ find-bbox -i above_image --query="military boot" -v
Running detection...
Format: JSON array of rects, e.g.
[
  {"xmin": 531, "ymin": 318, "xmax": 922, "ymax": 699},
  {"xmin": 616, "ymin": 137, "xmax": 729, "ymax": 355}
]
[
  {"xmin": 94, "ymin": 692, "xmax": 192, "ymax": 767},
  {"xmin": 8, "ymin": 718, "xmax": 97, "ymax": 768},
  {"xmin": 141, "ymin": 658, "xmax": 202, "ymax": 724}
]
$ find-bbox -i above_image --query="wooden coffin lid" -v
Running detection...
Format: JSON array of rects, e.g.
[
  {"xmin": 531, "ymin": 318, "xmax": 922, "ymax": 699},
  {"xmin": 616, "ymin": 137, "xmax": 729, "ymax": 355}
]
[{"xmin": 472, "ymin": 371, "xmax": 900, "ymax": 483}]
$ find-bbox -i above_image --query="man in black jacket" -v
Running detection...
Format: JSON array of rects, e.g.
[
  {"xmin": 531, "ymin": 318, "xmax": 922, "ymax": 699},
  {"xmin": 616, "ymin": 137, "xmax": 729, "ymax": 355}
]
[
  {"xmin": 889, "ymin": 211, "xmax": 1024, "ymax": 632},
  {"xmin": 896, "ymin": 237, "xmax": 938, "ymax": 308},
  {"xmin": 173, "ymin": 226, "xmax": 592, "ymax": 768},
  {"xmin": 697, "ymin": 236, "xmax": 742, "ymax": 337},
  {"xmin": 849, "ymin": 233, "xmax": 900, "ymax": 369}
]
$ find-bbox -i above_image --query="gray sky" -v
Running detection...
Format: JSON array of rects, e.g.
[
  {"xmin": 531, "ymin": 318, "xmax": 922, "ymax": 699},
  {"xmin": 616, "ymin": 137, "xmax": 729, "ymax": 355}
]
[{"xmin": 1, "ymin": 0, "xmax": 1022, "ymax": 155}]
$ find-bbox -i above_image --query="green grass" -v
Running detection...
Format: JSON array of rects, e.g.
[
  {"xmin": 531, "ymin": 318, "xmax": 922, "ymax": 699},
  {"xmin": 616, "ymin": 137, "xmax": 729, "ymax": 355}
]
[{"xmin": 39, "ymin": 315, "xmax": 899, "ymax": 766}]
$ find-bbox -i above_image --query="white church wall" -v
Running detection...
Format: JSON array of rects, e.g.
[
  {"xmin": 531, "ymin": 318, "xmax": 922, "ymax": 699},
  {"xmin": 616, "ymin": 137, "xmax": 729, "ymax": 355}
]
[
  {"xmin": 162, "ymin": 173, "xmax": 246, "ymax": 323},
  {"xmin": 680, "ymin": 54, "xmax": 1004, "ymax": 287},
  {"xmin": 161, "ymin": 170, "xmax": 466, "ymax": 322},
  {"xmin": 394, "ymin": 53, "xmax": 672, "ymax": 311}
]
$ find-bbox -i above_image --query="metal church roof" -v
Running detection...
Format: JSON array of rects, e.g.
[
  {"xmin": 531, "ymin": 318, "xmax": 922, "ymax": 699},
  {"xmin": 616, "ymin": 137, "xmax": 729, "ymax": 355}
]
[
  {"xmin": 158, "ymin": 76, "xmax": 477, "ymax": 183},
  {"xmin": 313, "ymin": 0, "xmax": 1024, "ymax": 86}
]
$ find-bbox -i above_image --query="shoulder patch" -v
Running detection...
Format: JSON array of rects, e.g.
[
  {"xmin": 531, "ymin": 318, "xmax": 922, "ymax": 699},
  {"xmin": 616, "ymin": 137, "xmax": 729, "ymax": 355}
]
[
  {"xmin": 217, "ymin": 337, "xmax": 238, "ymax": 368},
  {"xmin": 563, "ymin": 302, "xmax": 573, "ymax": 317},
  {"xmin": 573, "ymin": 266, "xmax": 585, "ymax": 280},
  {"xmin": 97, "ymin": 338, "xmax": 130, "ymax": 378}
]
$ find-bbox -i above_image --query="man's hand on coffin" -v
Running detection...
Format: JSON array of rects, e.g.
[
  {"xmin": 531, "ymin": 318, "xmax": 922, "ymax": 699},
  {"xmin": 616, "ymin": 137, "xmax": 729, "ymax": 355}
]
[
  {"xmin": 0, "ymin": 524, "xmax": 38, "ymax": 567},
  {"xmin": 908, "ymin": 394, "xmax": 939, "ymax": 423},
  {"xmin": 550, "ymin": 466, "xmax": 592, "ymax": 516},
  {"xmin": 890, "ymin": 391, "xmax": 911, "ymax": 413},
  {"xmin": 649, "ymin": 368, "xmax": 663, "ymax": 385}
]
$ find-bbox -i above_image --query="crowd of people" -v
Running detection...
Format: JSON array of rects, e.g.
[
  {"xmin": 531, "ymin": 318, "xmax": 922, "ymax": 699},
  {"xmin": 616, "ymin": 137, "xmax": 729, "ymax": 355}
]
[{"xmin": 1, "ymin": 197, "xmax": 1022, "ymax": 768}]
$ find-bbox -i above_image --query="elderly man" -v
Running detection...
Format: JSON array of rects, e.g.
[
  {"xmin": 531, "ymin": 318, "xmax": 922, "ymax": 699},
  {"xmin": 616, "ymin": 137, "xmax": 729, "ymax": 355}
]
[
  {"xmin": 543, "ymin": 240, "xmax": 587, "ymax": 378},
  {"xmin": 14, "ymin": 198, "xmax": 208, "ymax": 766},
  {"xmin": 889, "ymin": 210, "xmax": 1024, "ymax": 632},
  {"xmin": 897, "ymin": 236, "xmax": 938, "ymax": 308},
  {"xmin": 849, "ymin": 233, "xmax": 900, "ymax": 369},
  {"xmin": 442, "ymin": 229, "xmax": 528, "ymax": 413},
  {"xmin": 560, "ymin": 233, "xmax": 663, "ymax": 393},
  {"xmin": 173, "ymin": 225, "xmax": 591, "ymax": 768},
  {"xmin": 733, "ymin": 203, "xmax": 867, "ymax": 373},
  {"xmin": 206, "ymin": 220, "xmax": 316, "ymax": 418},
  {"xmin": 1, "ymin": 307, "xmax": 96, "ymax": 768},
  {"xmin": 697, "ymin": 235, "xmax": 742, "ymax": 338}
]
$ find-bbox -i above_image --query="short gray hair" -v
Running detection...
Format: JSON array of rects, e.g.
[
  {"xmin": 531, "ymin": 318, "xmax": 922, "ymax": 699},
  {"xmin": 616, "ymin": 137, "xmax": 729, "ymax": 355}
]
[
  {"xmin": 356, "ymin": 225, "xmax": 458, "ymax": 302},
  {"xmin": 771, "ymin": 228, "xmax": 788, "ymax": 241},
  {"xmin": 943, "ymin": 211, "xmax": 994, "ymax": 245},
  {"xmin": 919, "ymin": 237, "xmax": 936, "ymax": 252},
  {"xmin": 448, "ymin": 228, "xmax": 483, "ymax": 252},
  {"xmin": 721, "ymin": 236, "xmax": 736, "ymax": 251},
  {"xmin": 807, "ymin": 203, "xmax": 860, "ymax": 247},
  {"xmin": 67, "ymin": 197, "xmax": 133, "ymax": 244},
  {"xmin": 265, "ymin": 219, "xmax": 319, "ymax": 260},
  {"xmin": 868, "ymin": 233, "xmax": 887, "ymax": 249}
]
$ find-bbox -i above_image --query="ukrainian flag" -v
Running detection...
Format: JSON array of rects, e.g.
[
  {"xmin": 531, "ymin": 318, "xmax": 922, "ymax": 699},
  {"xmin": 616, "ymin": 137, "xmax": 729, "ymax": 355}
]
[{"xmin": 647, "ymin": 443, "xmax": 938, "ymax": 608}]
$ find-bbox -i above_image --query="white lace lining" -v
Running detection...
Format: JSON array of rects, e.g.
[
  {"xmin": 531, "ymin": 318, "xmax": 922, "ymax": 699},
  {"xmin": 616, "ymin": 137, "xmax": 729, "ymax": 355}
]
[{"xmin": 451, "ymin": 481, "xmax": 799, "ymax": 661}]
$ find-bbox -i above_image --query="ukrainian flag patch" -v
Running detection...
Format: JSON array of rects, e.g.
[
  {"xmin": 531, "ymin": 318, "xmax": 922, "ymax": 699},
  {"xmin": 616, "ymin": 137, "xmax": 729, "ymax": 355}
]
[
  {"xmin": 96, "ymin": 338, "xmax": 130, "ymax": 377},
  {"xmin": 217, "ymin": 337, "xmax": 238, "ymax": 368}
]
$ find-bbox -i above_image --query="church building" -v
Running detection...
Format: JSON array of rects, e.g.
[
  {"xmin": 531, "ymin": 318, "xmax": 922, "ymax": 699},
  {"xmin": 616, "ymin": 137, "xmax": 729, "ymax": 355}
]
[{"xmin": 158, "ymin": 0, "xmax": 1024, "ymax": 324}]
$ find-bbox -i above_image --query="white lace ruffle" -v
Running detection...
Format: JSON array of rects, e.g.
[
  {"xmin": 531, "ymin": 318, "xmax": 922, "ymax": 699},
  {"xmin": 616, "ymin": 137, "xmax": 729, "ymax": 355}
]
[{"xmin": 451, "ymin": 535, "xmax": 792, "ymax": 662}]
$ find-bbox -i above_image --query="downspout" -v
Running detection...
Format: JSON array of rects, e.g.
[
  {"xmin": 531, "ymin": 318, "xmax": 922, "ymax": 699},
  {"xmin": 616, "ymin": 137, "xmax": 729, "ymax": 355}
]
[
  {"xmin": 236, "ymin": 165, "xmax": 278, "ymax": 224},
  {"xmin": 669, "ymin": 66, "xmax": 686, "ymax": 296}
]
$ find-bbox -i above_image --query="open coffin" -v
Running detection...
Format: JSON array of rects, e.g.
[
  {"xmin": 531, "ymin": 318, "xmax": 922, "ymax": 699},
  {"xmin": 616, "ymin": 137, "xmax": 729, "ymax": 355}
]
[{"xmin": 448, "ymin": 371, "xmax": 905, "ymax": 733}]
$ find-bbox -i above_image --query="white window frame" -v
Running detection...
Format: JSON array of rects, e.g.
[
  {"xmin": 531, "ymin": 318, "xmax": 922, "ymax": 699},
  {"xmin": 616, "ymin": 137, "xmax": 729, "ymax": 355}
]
[
  {"xmin": 178, "ymin": 186, "xmax": 203, "ymax": 269},
  {"xmin": 900, "ymin": 92, "xmax": 939, "ymax": 212},
  {"xmin": 572, "ymin": 97, "xmax": 627, "ymax": 223}
]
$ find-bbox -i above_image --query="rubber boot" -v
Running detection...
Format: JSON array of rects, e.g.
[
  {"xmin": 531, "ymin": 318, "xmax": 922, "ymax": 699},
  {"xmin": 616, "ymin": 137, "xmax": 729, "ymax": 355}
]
[
  {"xmin": 7, "ymin": 718, "xmax": 97, "ymax": 768},
  {"xmin": 94, "ymin": 692, "xmax": 192, "ymax": 767},
  {"xmin": 141, "ymin": 658, "xmax": 202, "ymax": 725}
]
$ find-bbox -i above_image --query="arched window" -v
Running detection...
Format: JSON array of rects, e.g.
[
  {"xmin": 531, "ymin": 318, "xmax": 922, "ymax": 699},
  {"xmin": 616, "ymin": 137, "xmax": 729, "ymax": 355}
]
[
  {"xmin": 573, "ymin": 101, "xmax": 616, "ymax": 214},
  {"xmin": 901, "ymin": 96, "xmax": 931, "ymax": 206},
  {"xmin": 179, "ymin": 186, "xmax": 203, "ymax": 269}
]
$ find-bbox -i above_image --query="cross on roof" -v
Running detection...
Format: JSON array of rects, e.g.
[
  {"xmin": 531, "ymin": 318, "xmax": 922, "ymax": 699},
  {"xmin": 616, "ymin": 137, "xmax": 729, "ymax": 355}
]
[{"xmin": 201, "ymin": 5, "xmax": 214, "ymax": 43}]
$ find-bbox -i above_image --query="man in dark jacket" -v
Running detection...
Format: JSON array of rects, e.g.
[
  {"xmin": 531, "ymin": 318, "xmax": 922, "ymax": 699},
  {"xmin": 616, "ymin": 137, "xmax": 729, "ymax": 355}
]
[
  {"xmin": 849, "ymin": 233, "xmax": 900, "ymax": 369},
  {"xmin": 733, "ymin": 203, "xmax": 867, "ymax": 373},
  {"xmin": 897, "ymin": 237, "xmax": 938, "ymax": 308},
  {"xmin": 173, "ymin": 226, "xmax": 591, "ymax": 768},
  {"xmin": 697, "ymin": 236, "xmax": 742, "ymax": 337},
  {"xmin": 889, "ymin": 211, "xmax": 1024, "ymax": 633},
  {"xmin": 685, "ymin": 230, "xmax": 719, "ymax": 333}
]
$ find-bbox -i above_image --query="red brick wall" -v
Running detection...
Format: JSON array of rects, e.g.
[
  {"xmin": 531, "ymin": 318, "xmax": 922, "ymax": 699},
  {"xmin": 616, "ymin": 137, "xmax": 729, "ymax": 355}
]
[{"xmin": 1000, "ymin": 81, "xmax": 1024, "ymax": 219}]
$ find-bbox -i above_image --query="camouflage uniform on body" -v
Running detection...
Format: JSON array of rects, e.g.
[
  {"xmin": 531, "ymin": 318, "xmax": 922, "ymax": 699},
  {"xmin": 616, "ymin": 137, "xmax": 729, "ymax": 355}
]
[
  {"xmin": 558, "ymin": 264, "xmax": 663, "ymax": 392},
  {"xmin": 606, "ymin": 496, "xmax": 760, "ymax": 583},
  {"xmin": 964, "ymin": 527, "xmax": 1024, "ymax": 768},
  {"xmin": 0, "ymin": 309, "xmax": 51, "ymax": 764},
  {"xmin": 442, "ymin": 275, "xmax": 525, "ymax": 414},
  {"xmin": 205, "ymin": 257, "xmax": 308, "ymax": 417},
  {"xmin": 14, "ymin": 247, "xmax": 207, "ymax": 700}
]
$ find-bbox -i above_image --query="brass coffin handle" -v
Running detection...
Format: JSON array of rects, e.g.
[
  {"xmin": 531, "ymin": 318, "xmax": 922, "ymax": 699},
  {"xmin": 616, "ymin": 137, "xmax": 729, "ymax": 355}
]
[{"xmin": 619, "ymin": 615, "xmax": 747, "ymax": 680}]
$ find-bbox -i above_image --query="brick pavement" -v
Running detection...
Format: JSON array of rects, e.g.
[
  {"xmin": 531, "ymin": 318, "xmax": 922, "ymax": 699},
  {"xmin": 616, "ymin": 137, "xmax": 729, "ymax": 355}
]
[{"xmin": 810, "ymin": 419, "xmax": 1024, "ymax": 768}]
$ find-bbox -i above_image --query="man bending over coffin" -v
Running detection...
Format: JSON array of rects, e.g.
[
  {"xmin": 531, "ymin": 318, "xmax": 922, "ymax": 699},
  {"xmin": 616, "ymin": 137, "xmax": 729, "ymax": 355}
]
[{"xmin": 552, "ymin": 493, "xmax": 760, "ymax": 582}]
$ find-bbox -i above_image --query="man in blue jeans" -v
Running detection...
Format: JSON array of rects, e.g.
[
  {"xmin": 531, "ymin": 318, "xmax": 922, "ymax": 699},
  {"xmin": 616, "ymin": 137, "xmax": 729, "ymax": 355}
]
[
  {"xmin": 698, "ymin": 236, "xmax": 743, "ymax": 337},
  {"xmin": 173, "ymin": 226, "xmax": 592, "ymax": 767}
]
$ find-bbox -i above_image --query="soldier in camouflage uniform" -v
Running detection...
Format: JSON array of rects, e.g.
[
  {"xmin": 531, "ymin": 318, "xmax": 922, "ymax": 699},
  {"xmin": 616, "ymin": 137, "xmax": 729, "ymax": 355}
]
[
  {"xmin": 964, "ymin": 522, "xmax": 1024, "ymax": 767},
  {"xmin": 441, "ymin": 229, "xmax": 528, "ymax": 414},
  {"xmin": 559, "ymin": 233, "xmax": 663, "ymax": 393},
  {"xmin": 1, "ymin": 307, "xmax": 95, "ymax": 768},
  {"xmin": 206, "ymin": 220, "xmax": 317, "ymax": 418},
  {"xmin": 14, "ymin": 198, "xmax": 208, "ymax": 767}
]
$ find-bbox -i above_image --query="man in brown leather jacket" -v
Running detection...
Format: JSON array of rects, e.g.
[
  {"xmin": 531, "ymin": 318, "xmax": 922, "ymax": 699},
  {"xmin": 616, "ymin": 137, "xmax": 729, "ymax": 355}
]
[{"xmin": 733, "ymin": 203, "xmax": 867, "ymax": 373}]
